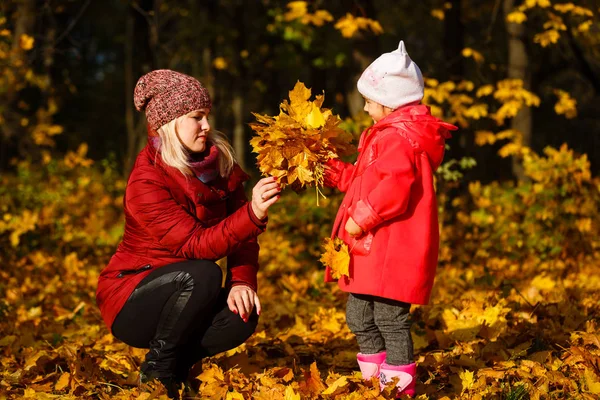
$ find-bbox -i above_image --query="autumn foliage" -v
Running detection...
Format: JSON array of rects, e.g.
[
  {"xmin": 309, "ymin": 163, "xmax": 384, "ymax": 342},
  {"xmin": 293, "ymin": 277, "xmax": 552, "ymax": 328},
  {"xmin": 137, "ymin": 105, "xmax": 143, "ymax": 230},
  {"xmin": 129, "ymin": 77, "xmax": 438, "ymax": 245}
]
[
  {"xmin": 1, "ymin": 132, "xmax": 600, "ymax": 399},
  {"xmin": 2, "ymin": 0, "xmax": 600, "ymax": 399}
]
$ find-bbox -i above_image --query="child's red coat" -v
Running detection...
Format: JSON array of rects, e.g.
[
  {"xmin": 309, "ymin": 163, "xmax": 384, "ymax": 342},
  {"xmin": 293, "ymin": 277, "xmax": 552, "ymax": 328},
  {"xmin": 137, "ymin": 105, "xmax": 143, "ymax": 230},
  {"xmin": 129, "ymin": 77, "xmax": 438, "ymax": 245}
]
[{"xmin": 325, "ymin": 105, "xmax": 456, "ymax": 305}]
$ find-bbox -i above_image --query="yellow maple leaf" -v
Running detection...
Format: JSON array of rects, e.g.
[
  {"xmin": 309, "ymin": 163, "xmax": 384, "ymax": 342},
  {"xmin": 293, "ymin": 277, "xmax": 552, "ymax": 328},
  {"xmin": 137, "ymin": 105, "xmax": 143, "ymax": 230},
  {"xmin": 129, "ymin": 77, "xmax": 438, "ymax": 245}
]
[
  {"xmin": 462, "ymin": 48, "xmax": 484, "ymax": 63},
  {"xmin": 584, "ymin": 368, "xmax": 600, "ymax": 394},
  {"xmin": 322, "ymin": 375, "xmax": 349, "ymax": 395},
  {"xmin": 464, "ymin": 104, "xmax": 488, "ymax": 119},
  {"xmin": 320, "ymin": 237, "xmax": 350, "ymax": 279},
  {"xmin": 306, "ymin": 104, "xmax": 326, "ymax": 128},
  {"xmin": 498, "ymin": 142, "xmax": 524, "ymax": 158},
  {"xmin": 285, "ymin": 385, "xmax": 301, "ymax": 400},
  {"xmin": 578, "ymin": 20, "xmax": 593, "ymax": 33},
  {"xmin": 54, "ymin": 372, "xmax": 70, "ymax": 391},
  {"xmin": 507, "ymin": 11, "xmax": 527, "ymax": 24},
  {"xmin": 301, "ymin": 362, "xmax": 326, "ymax": 394},
  {"xmin": 475, "ymin": 131, "xmax": 497, "ymax": 146},
  {"xmin": 534, "ymin": 29, "xmax": 561, "ymax": 47},
  {"xmin": 459, "ymin": 369, "xmax": 475, "ymax": 392},
  {"xmin": 226, "ymin": 391, "xmax": 245, "ymax": 400},
  {"xmin": 431, "ymin": 9, "xmax": 445, "ymax": 20},
  {"xmin": 284, "ymin": 1, "xmax": 308, "ymax": 22},
  {"xmin": 334, "ymin": 13, "xmax": 383, "ymax": 38},
  {"xmin": 20, "ymin": 34, "xmax": 34, "ymax": 50},
  {"xmin": 307, "ymin": 10, "xmax": 334, "ymax": 27},
  {"xmin": 554, "ymin": 89, "xmax": 577, "ymax": 119},
  {"xmin": 476, "ymin": 84, "xmax": 495, "ymax": 98},
  {"xmin": 296, "ymin": 165, "xmax": 314, "ymax": 185},
  {"xmin": 199, "ymin": 363, "xmax": 225, "ymax": 382}
]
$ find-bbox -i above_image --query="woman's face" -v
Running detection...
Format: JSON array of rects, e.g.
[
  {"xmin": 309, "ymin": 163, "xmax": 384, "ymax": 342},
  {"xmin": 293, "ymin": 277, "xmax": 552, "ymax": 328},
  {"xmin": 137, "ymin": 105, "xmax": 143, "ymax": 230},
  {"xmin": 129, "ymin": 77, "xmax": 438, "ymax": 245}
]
[{"xmin": 177, "ymin": 108, "xmax": 211, "ymax": 153}]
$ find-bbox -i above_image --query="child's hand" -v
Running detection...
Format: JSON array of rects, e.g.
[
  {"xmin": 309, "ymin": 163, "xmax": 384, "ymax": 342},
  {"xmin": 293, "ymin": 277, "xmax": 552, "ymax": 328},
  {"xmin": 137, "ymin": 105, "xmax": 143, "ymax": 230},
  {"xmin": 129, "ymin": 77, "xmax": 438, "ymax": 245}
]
[
  {"xmin": 345, "ymin": 217, "xmax": 363, "ymax": 237},
  {"xmin": 323, "ymin": 158, "xmax": 342, "ymax": 188}
]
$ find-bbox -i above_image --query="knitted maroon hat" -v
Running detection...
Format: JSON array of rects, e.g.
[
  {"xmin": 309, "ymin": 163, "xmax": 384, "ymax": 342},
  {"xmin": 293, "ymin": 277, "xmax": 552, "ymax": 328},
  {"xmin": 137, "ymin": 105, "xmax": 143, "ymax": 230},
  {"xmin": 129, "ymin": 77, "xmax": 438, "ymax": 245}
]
[{"xmin": 134, "ymin": 69, "xmax": 212, "ymax": 130}]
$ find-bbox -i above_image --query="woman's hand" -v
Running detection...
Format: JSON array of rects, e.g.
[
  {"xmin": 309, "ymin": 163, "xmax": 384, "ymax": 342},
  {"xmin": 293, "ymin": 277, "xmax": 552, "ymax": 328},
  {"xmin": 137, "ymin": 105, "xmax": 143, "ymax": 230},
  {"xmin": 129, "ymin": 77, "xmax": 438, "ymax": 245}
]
[
  {"xmin": 345, "ymin": 217, "xmax": 363, "ymax": 237},
  {"xmin": 251, "ymin": 177, "xmax": 281, "ymax": 220},
  {"xmin": 227, "ymin": 285, "xmax": 261, "ymax": 322}
]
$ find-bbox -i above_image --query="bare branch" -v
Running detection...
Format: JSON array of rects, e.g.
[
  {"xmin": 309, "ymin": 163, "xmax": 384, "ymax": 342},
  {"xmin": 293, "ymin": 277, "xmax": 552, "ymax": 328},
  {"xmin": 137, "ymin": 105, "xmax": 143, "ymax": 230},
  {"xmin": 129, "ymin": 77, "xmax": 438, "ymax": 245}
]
[
  {"xmin": 53, "ymin": 0, "xmax": 92, "ymax": 45},
  {"xmin": 131, "ymin": 1, "xmax": 153, "ymax": 25}
]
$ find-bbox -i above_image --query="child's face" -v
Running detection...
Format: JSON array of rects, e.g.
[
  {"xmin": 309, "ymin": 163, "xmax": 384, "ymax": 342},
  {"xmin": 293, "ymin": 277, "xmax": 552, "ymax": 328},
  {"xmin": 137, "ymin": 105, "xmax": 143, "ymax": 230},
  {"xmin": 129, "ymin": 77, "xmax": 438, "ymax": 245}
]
[{"xmin": 363, "ymin": 98, "xmax": 393, "ymax": 123}]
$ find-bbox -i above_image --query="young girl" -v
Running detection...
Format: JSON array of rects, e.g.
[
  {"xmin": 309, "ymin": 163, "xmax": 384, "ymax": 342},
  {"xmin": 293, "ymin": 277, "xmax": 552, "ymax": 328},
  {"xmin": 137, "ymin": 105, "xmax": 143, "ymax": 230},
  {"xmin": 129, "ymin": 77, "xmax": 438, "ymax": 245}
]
[
  {"xmin": 96, "ymin": 70, "xmax": 280, "ymax": 399},
  {"xmin": 324, "ymin": 41, "xmax": 457, "ymax": 397}
]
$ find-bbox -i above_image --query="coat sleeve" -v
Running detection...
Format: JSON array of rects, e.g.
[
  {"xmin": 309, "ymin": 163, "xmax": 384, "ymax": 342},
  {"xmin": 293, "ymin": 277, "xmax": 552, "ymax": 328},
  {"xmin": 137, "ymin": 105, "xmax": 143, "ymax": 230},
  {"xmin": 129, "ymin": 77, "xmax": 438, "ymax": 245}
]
[
  {"xmin": 348, "ymin": 132, "xmax": 415, "ymax": 232},
  {"xmin": 225, "ymin": 183, "xmax": 262, "ymax": 291},
  {"xmin": 126, "ymin": 166, "xmax": 265, "ymax": 260},
  {"xmin": 324, "ymin": 158, "xmax": 356, "ymax": 193}
]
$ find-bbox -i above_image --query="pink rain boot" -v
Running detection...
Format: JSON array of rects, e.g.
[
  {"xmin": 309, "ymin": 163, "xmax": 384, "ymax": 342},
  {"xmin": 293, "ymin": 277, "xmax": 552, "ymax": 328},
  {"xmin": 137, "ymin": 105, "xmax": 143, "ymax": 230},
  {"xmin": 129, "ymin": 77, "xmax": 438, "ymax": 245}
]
[
  {"xmin": 379, "ymin": 362, "xmax": 416, "ymax": 397},
  {"xmin": 356, "ymin": 352, "xmax": 386, "ymax": 380}
]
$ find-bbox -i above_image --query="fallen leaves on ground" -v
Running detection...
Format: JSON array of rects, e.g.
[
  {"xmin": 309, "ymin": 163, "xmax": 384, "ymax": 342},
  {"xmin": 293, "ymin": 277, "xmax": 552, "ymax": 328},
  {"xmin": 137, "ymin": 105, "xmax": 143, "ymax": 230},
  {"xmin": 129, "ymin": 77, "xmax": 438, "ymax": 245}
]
[{"xmin": 1, "ymin": 147, "xmax": 600, "ymax": 399}]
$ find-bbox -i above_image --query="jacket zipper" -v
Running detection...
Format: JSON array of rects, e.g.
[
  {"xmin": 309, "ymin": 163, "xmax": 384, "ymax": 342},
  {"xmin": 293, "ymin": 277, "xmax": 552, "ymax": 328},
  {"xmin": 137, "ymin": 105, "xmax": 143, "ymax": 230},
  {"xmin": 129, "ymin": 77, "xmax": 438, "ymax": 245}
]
[{"xmin": 117, "ymin": 264, "xmax": 152, "ymax": 278}]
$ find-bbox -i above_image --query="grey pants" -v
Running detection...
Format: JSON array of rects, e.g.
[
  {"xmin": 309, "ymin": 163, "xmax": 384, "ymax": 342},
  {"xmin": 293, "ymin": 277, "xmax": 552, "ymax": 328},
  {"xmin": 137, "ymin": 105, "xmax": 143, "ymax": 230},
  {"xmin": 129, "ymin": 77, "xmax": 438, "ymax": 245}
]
[{"xmin": 346, "ymin": 293, "xmax": 413, "ymax": 365}]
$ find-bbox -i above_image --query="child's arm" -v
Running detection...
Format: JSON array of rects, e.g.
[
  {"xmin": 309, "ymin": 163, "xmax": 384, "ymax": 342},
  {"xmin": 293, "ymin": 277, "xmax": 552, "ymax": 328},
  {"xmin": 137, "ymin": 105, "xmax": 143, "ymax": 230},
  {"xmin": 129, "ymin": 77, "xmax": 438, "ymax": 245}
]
[
  {"xmin": 348, "ymin": 133, "xmax": 415, "ymax": 232},
  {"xmin": 324, "ymin": 158, "xmax": 356, "ymax": 192}
]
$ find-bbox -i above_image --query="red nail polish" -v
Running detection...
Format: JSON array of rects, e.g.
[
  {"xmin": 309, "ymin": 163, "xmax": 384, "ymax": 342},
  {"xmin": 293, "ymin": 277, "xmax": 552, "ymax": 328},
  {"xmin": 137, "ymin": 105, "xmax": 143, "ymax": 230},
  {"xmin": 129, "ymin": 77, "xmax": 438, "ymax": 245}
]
[{"xmin": 233, "ymin": 309, "xmax": 238, "ymax": 314}]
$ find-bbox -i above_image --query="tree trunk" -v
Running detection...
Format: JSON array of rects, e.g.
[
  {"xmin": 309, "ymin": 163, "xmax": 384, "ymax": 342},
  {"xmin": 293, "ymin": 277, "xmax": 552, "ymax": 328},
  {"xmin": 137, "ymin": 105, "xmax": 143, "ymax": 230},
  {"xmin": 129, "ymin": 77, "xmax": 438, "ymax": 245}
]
[
  {"xmin": 231, "ymin": 3, "xmax": 248, "ymax": 170},
  {"xmin": 504, "ymin": 0, "xmax": 531, "ymax": 181},
  {"xmin": 347, "ymin": 48, "xmax": 373, "ymax": 117},
  {"xmin": 444, "ymin": 0, "xmax": 464, "ymax": 82},
  {"xmin": 124, "ymin": 8, "xmax": 137, "ymax": 174},
  {"xmin": 1, "ymin": 0, "xmax": 35, "ymax": 166},
  {"xmin": 231, "ymin": 92, "xmax": 246, "ymax": 169},
  {"xmin": 444, "ymin": 0, "xmax": 473, "ymax": 161},
  {"xmin": 346, "ymin": 1, "xmax": 379, "ymax": 118}
]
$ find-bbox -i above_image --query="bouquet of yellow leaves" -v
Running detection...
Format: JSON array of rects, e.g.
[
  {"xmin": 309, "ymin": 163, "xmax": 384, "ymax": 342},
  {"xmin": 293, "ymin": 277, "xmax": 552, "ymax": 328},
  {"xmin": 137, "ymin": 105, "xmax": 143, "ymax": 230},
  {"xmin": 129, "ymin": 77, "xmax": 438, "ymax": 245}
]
[{"xmin": 249, "ymin": 81, "xmax": 355, "ymax": 200}]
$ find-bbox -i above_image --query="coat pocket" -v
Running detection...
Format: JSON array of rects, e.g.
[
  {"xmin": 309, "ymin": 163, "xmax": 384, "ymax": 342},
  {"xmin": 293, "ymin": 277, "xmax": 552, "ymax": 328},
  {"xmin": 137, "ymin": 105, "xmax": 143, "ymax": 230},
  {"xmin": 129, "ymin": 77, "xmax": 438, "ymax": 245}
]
[
  {"xmin": 349, "ymin": 232, "xmax": 373, "ymax": 256},
  {"xmin": 116, "ymin": 264, "xmax": 152, "ymax": 278}
]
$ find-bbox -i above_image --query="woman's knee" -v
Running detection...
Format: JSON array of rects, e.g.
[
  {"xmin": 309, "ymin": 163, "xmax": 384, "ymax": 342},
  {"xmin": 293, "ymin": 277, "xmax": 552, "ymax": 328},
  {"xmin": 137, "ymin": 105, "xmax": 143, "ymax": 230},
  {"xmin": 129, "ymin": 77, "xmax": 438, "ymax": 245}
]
[
  {"xmin": 179, "ymin": 260, "xmax": 223, "ymax": 296},
  {"xmin": 230, "ymin": 311, "xmax": 259, "ymax": 347}
]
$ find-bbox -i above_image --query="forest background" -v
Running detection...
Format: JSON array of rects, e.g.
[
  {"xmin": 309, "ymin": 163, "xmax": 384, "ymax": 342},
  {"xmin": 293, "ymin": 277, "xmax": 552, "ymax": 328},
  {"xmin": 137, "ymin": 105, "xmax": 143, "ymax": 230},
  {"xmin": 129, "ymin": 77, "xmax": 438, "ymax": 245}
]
[{"xmin": 1, "ymin": 0, "xmax": 599, "ymax": 399}]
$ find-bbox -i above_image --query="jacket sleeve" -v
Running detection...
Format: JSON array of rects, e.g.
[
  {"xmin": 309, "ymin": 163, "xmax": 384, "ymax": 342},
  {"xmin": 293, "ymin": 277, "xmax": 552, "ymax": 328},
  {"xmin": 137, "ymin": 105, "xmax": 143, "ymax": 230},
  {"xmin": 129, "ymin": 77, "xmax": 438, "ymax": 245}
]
[
  {"xmin": 126, "ymin": 166, "xmax": 266, "ymax": 260},
  {"xmin": 225, "ymin": 183, "xmax": 262, "ymax": 291},
  {"xmin": 348, "ymin": 132, "xmax": 415, "ymax": 232},
  {"xmin": 324, "ymin": 158, "xmax": 356, "ymax": 193}
]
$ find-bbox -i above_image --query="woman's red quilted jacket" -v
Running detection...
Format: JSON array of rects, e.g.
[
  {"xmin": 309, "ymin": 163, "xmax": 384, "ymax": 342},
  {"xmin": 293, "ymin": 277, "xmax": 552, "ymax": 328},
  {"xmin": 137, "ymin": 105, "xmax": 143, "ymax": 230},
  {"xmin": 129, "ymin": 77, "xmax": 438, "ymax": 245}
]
[{"xmin": 96, "ymin": 144, "xmax": 266, "ymax": 329}]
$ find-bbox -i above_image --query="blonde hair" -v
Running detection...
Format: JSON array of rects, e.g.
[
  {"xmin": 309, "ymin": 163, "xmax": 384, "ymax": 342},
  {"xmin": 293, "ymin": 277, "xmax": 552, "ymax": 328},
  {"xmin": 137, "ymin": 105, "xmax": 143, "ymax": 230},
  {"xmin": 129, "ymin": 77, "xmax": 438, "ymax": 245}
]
[{"xmin": 157, "ymin": 115, "xmax": 236, "ymax": 177}]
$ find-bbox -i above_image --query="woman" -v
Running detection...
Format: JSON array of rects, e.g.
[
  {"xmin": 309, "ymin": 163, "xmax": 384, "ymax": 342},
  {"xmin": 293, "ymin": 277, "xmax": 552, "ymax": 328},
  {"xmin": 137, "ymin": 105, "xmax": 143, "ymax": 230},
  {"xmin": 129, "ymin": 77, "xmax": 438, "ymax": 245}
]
[{"xmin": 96, "ymin": 69, "xmax": 280, "ymax": 399}]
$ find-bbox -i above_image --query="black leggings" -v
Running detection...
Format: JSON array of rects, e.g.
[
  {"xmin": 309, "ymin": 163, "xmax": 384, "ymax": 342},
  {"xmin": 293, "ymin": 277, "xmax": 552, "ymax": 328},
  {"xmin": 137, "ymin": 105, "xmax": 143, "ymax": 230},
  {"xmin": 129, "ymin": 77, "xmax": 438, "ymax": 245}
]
[{"xmin": 112, "ymin": 260, "xmax": 258, "ymax": 376}]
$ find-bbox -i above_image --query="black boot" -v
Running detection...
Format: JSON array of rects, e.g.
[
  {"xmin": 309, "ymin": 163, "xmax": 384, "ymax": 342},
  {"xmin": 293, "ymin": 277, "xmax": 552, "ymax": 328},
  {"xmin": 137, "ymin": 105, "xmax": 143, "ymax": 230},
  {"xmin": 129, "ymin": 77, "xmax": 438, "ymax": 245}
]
[
  {"xmin": 175, "ymin": 351, "xmax": 203, "ymax": 399},
  {"xmin": 140, "ymin": 340, "xmax": 181, "ymax": 399},
  {"xmin": 140, "ymin": 361, "xmax": 181, "ymax": 399}
]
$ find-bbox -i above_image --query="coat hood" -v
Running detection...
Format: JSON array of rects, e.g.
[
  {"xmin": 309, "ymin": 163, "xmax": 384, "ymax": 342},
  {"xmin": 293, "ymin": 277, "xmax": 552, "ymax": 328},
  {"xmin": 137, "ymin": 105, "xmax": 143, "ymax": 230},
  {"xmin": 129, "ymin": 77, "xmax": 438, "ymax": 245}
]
[{"xmin": 374, "ymin": 104, "xmax": 457, "ymax": 171}]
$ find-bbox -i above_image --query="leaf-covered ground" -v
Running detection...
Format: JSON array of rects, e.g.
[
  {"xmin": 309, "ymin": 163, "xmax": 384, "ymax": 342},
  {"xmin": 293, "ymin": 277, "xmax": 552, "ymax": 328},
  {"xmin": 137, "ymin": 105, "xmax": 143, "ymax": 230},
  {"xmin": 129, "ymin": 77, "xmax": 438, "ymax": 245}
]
[{"xmin": 1, "ymin": 190, "xmax": 599, "ymax": 400}]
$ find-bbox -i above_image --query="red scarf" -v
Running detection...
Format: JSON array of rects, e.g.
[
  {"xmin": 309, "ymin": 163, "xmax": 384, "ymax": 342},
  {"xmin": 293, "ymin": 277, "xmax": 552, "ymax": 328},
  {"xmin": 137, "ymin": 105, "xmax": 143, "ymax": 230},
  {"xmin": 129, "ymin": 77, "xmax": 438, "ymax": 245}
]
[{"xmin": 149, "ymin": 135, "xmax": 220, "ymax": 184}]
